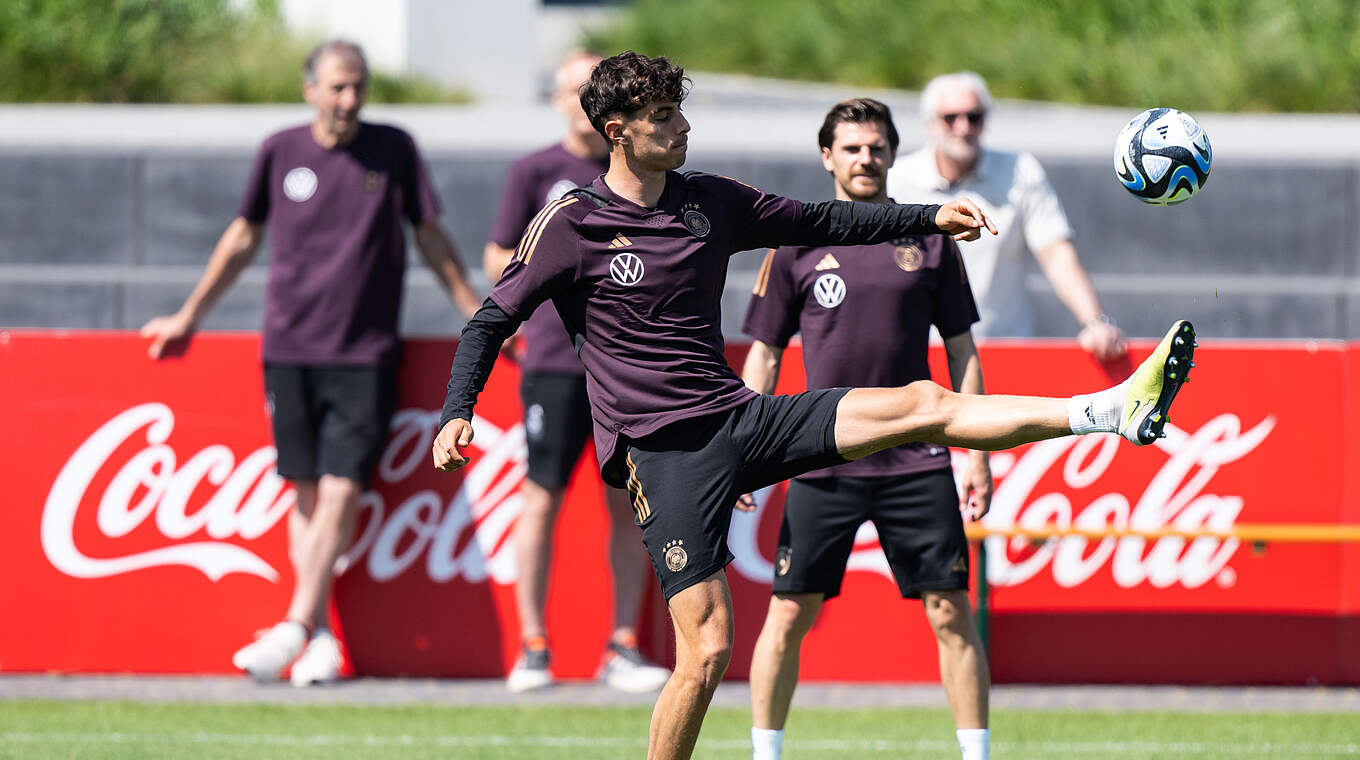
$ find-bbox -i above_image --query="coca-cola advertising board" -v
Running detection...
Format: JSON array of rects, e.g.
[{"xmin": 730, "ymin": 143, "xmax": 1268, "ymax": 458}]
[{"xmin": 1, "ymin": 330, "xmax": 1355, "ymax": 684}]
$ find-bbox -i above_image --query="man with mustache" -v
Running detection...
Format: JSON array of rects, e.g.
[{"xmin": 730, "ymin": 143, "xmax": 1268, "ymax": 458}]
[
  {"xmin": 432, "ymin": 51, "xmax": 1195, "ymax": 760},
  {"xmin": 142, "ymin": 39, "xmax": 480, "ymax": 687},
  {"xmin": 740, "ymin": 98, "xmax": 992, "ymax": 760}
]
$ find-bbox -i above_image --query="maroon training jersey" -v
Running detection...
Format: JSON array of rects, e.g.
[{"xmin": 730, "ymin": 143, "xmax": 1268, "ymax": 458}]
[
  {"xmin": 742, "ymin": 233, "xmax": 979, "ymax": 478},
  {"xmin": 238, "ymin": 122, "xmax": 441, "ymax": 365},
  {"xmin": 489, "ymin": 171, "xmax": 805, "ymax": 471},
  {"xmin": 487, "ymin": 143, "xmax": 608, "ymax": 374}
]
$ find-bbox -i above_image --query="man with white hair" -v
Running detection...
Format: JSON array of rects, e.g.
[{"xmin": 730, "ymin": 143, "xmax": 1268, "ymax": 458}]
[{"xmin": 888, "ymin": 72, "xmax": 1125, "ymax": 360}]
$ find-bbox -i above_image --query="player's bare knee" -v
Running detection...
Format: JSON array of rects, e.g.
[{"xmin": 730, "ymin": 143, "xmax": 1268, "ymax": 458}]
[
  {"xmin": 769, "ymin": 594, "xmax": 821, "ymax": 641},
  {"xmin": 893, "ymin": 381, "xmax": 950, "ymax": 437},
  {"xmin": 924, "ymin": 590, "xmax": 975, "ymax": 640}
]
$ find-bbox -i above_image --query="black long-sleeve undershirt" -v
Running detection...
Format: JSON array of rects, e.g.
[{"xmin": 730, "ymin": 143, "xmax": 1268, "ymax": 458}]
[
  {"xmin": 438, "ymin": 200, "xmax": 944, "ymax": 432},
  {"xmin": 796, "ymin": 200, "xmax": 943, "ymax": 245}
]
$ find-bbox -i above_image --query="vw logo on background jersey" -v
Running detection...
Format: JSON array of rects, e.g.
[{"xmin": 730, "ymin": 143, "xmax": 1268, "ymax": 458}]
[
  {"xmin": 283, "ymin": 167, "xmax": 317, "ymax": 202},
  {"xmin": 813, "ymin": 273, "xmax": 846, "ymax": 308},
  {"xmin": 609, "ymin": 252, "xmax": 645, "ymax": 285},
  {"xmin": 546, "ymin": 179, "xmax": 577, "ymax": 203}
]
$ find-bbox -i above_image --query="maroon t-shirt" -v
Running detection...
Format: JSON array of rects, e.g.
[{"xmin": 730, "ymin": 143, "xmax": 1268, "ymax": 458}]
[
  {"xmin": 742, "ymin": 232, "xmax": 979, "ymax": 478},
  {"xmin": 489, "ymin": 171, "xmax": 805, "ymax": 469},
  {"xmin": 488, "ymin": 143, "xmax": 608, "ymax": 374},
  {"xmin": 238, "ymin": 122, "xmax": 441, "ymax": 365}
]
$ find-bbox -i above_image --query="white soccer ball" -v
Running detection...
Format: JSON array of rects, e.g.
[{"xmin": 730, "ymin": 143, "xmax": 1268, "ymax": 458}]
[{"xmin": 1113, "ymin": 107, "xmax": 1212, "ymax": 205}]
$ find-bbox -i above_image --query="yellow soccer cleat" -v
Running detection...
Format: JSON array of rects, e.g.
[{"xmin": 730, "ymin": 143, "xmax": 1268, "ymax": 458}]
[{"xmin": 1119, "ymin": 320, "xmax": 1196, "ymax": 445}]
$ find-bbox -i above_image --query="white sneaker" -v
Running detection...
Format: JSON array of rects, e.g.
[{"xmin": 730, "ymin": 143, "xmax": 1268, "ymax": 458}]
[
  {"xmin": 289, "ymin": 629, "xmax": 343, "ymax": 687},
  {"xmin": 598, "ymin": 642, "xmax": 671, "ymax": 693},
  {"xmin": 231, "ymin": 621, "xmax": 306, "ymax": 682},
  {"xmin": 506, "ymin": 641, "xmax": 554, "ymax": 693}
]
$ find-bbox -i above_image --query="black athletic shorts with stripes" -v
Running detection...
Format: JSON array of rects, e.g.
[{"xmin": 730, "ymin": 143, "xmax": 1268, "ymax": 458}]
[
  {"xmin": 774, "ymin": 469, "xmax": 970, "ymax": 600},
  {"xmin": 614, "ymin": 388, "xmax": 852, "ymax": 600}
]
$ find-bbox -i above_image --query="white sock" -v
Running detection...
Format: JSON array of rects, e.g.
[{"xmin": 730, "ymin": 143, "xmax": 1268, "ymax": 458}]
[
  {"xmin": 1067, "ymin": 380, "xmax": 1126, "ymax": 435},
  {"xmin": 957, "ymin": 728, "xmax": 990, "ymax": 760},
  {"xmin": 752, "ymin": 727, "xmax": 784, "ymax": 760}
]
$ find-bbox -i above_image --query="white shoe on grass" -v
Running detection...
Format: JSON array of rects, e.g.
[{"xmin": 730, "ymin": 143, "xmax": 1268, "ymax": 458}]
[
  {"xmin": 290, "ymin": 629, "xmax": 343, "ymax": 687},
  {"xmin": 231, "ymin": 621, "xmax": 306, "ymax": 682},
  {"xmin": 598, "ymin": 641, "xmax": 670, "ymax": 693}
]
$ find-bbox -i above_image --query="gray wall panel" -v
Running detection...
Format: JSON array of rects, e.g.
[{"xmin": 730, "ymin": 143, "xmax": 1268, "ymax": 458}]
[
  {"xmin": 143, "ymin": 153, "xmax": 256, "ymax": 267},
  {"xmin": 0, "ymin": 281, "xmax": 119, "ymax": 328},
  {"xmin": 0, "ymin": 153, "xmax": 137, "ymax": 265}
]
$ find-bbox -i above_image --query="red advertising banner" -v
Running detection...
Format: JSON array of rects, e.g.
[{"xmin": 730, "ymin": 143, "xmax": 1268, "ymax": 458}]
[{"xmin": 0, "ymin": 330, "xmax": 1354, "ymax": 684}]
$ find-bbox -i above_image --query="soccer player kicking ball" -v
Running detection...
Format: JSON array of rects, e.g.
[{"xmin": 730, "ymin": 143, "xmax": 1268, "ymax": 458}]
[
  {"xmin": 432, "ymin": 51, "xmax": 1195, "ymax": 760},
  {"xmin": 740, "ymin": 97, "xmax": 992, "ymax": 760}
]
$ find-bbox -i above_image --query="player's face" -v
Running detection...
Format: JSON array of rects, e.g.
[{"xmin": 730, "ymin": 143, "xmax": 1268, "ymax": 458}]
[
  {"xmin": 611, "ymin": 101, "xmax": 690, "ymax": 172},
  {"xmin": 821, "ymin": 120, "xmax": 896, "ymax": 202},
  {"xmin": 929, "ymin": 87, "xmax": 985, "ymax": 164},
  {"xmin": 305, "ymin": 53, "xmax": 367, "ymax": 142}
]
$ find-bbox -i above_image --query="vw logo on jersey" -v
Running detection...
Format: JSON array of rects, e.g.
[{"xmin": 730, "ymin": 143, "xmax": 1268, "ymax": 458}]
[
  {"xmin": 546, "ymin": 179, "xmax": 577, "ymax": 203},
  {"xmin": 813, "ymin": 273, "xmax": 846, "ymax": 308},
  {"xmin": 609, "ymin": 252, "xmax": 645, "ymax": 285},
  {"xmin": 283, "ymin": 167, "xmax": 317, "ymax": 202}
]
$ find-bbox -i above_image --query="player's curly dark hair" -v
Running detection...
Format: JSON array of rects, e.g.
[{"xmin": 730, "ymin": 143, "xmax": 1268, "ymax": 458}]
[
  {"xmin": 580, "ymin": 51, "xmax": 691, "ymax": 142},
  {"xmin": 817, "ymin": 98, "xmax": 900, "ymax": 153}
]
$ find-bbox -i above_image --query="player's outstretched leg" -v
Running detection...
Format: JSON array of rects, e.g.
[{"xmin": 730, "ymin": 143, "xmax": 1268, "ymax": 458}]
[{"xmin": 833, "ymin": 320, "xmax": 1197, "ymax": 457}]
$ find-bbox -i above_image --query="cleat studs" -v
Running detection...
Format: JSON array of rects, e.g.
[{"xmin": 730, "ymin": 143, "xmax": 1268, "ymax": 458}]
[
  {"xmin": 1169, "ymin": 372, "xmax": 1177, "ymax": 379},
  {"xmin": 1169, "ymin": 357, "xmax": 1179, "ymax": 366},
  {"xmin": 1193, "ymin": 341, "xmax": 1199, "ymax": 348},
  {"xmin": 1175, "ymin": 337, "xmax": 1185, "ymax": 346},
  {"xmin": 1189, "ymin": 361, "xmax": 1196, "ymax": 368},
  {"xmin": 1151, "ymin": 413, "xmax": 1162, "ymax": 422}
]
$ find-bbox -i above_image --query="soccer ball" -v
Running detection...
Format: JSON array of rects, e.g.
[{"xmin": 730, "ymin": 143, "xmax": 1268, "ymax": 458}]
[{"xmin": 1113, "ymin": 107, "xmax": 1212, "ymax": 205}]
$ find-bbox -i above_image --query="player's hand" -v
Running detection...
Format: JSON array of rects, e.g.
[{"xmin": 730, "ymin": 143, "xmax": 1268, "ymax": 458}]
[
  {"xmin": 432, "ymin": 418, "xmax": 475, "ymax": 471},
  {"xmin": 734, "ymin": 493, "xmax": 757, "ymax": 512},
  {"xmin": 1078, "ymin": 320, "xmax": 1127, "ymax": 362},
  {"xmin": 935, "ymin": 199, "xmax": 997, "ymax": 242},
  {"xmin": 959, "ymin": 452, "xmax": 992, "ymax": 521},
  {"xmin": 140, "ymin": 312, "xmax": 196, "ymax": 359}
]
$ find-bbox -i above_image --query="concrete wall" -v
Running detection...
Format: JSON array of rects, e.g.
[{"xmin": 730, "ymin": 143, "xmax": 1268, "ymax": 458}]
[{"xmin": 2, "ymin": 144, "xmax": 1355, "ymax": 341}]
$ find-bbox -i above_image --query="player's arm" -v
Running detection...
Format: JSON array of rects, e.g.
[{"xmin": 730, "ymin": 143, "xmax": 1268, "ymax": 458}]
[
  {"xmin": 414, "ymin": 220, "xmax": 483, "ymax": 319},
  {"xmin": 795, "ymin": 198, "xmax": 996, "ymax": 246},
  {"xmin": 140, "ymin": 217, "xmax": 262, "ymax": 359},
  {"xmin": 1033, "ymin": 239, "xmax": 1126, "ymax": 361},
  {"xmin": 943, "ymin": 330, "xmax": 992, "ymax": 520},
  {"xmin": 740, "ymin": 340, "xmax": 784, "ymax": 395},
  {"xmin": 433, "ymin": 298, "xmax": 524, "ymax": 471},
  {"xmin": 483, "ymin": 242, "xmax": 516, "ymax": 284}
]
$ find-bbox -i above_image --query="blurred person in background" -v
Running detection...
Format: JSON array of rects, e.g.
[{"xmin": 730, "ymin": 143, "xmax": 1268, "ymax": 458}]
[
  {"xmin": 141, "ymin": 39, "xmax": 480, "ymax": 687},
  {"xmin": 483, "ymin": 50, "xmax": 670, "ymax": 694},
  {"xmin": 889, "ymin": 72, "xmax": 1125, "ymax": 362},
  {"xmin": 741, "ymin": 98, "xmax": 992, "ymax": 760}
]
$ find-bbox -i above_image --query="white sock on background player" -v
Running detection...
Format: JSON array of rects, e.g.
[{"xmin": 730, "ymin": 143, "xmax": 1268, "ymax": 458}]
[
  {"xmin": 957, "ymin": 728, "xmax": 990, "ymax": 760},
  {"xmin": 752, "ymin": 727, "xmax": 783, "ymax": 760},
  {"xmin": 1067, "ymin": 380, "xmax": 1126, "ymax": 435}
]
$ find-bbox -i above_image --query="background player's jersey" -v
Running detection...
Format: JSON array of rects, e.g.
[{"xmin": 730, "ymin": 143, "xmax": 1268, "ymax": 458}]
[
  {"xmin": 239, "ymin": 122, "xmax": 440, "ymax": 366},
  {"xmin": 742, "ymin": 232, "xmax": 978, "ymax": 478},
  {"xmin": 489, "ymin": 171, "xmax": 804, "ymax": 480},
  {"xmin": 487, "ymin": 143, "xmax": 608, "ymax": 374}
]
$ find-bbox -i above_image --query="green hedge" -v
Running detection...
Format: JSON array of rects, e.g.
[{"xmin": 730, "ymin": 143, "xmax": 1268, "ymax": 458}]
[
  {"xmin": 587, "ymin": 0, "xmax": 1360, "ymax": 112},
  {"xmin": 0, "ymin": 0, "xmax": 465, "ymax": 103}
]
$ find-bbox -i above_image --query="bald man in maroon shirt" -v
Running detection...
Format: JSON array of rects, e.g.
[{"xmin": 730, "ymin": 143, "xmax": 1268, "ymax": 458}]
[
  {"xmin": 142, "ymin": 40, "xmax": 480, "ymax": 688},
  {"xmin": 433, "ymin": 52, "xmax": 1196, "ymax": 760}
]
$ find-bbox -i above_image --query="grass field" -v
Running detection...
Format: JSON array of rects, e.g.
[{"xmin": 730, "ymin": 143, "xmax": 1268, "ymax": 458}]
[{"xmin": 1, "ymin": 701, "xmax": 1357, "ymax": 760}]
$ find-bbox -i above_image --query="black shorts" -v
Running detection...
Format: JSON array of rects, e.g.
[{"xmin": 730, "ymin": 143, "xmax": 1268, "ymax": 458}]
[
  {"xmin": 520, "ymin": 371, "xmax": 593, "ymax": 490},
  {"xmin": 774, "ymin": 469, "xmax": 969, "ymax": 600},
  {"xmin": 263, "ymin": 363, "xmax": 397, "ymax": 488},
  {"xmin": 615, "ymin": 388, "xmax": 851, "ymax": 600}
]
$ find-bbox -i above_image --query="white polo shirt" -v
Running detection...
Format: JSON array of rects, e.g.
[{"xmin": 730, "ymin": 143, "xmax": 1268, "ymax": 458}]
[{"xmin": 888, "ymin": 146, "xmax": 1073, "ymax": 339}]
